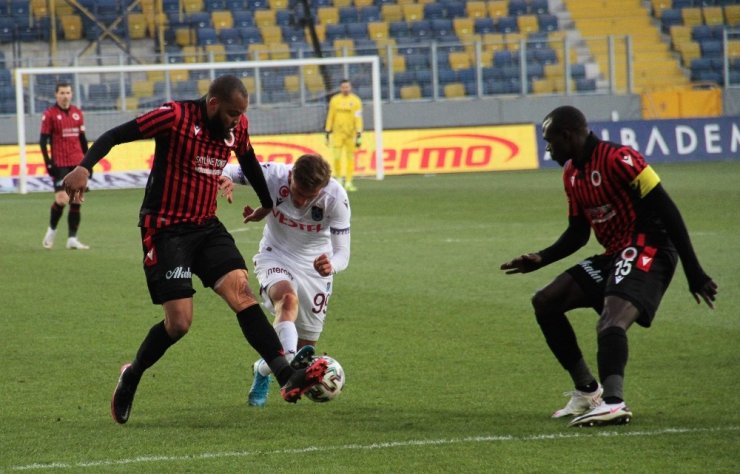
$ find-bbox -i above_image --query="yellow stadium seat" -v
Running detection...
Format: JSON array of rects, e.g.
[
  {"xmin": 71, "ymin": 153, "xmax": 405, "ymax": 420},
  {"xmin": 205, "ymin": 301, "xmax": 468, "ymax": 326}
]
[
  {"xmin": 175, "ymin": 28, "xmax": 193, "ymax": 47},
  {"xmin": 212, "ymin": 11, "xmax": 234, "ymax": 33},
  {"xmin": 449, "ymin": 51, "xmax": 471, "ymax": 71},
  {"xmin": 284, "ymin": 75, "xmax": 300, "ymax": 93},
  {"xmin": 479, "ymin": 49, "xmax": 494, "ymax": 67},
  {"xmin": 726, "ymin": 5, "xmax": 740, "ymax": 26},
  {"xmin": 306, "ymin": 24, "xmax": 326, "ymax": 43},
  {"xmin": 381, "ymin": 4, "xmax": 403, "ymax": 23},
  {"xmin": 544, "ymin": 63, "xmax": 564, "ymax": 78},
  {"xmin": 117, "ymin": 97, "xmax": 139, "ymax": 111},
  {"xmin": 147, "ymin": 12, "xmax": 167, "ymax": 37},
  {"xmin": 391, "ymin": 54, "xmax": 406, "ymax": 72},
  {"xmin": 505, "ymin": 33, "xmax": 523, "ymax": 51},
  {"xmin": 669, "ymin": 25, "xmax": 692, "ymax": 48},
  {"xmin": 132, "ymin": 80, "xmax": 155, "ymax": 98},
  {"xmin": 416, "ymin": 0, "xmax": 434, "ymax": 4},
  {"xmin": 147, "ymin": 70, "xmax": 166, "ymax": 82},
  {"xmin": 182, "ymin": 0, "xmax": 204, "ymax": 14},
  {"xmin": 334, "ymin": 38, "xmax": 355, "ymax": 56},
  {"xmin": 368, "ymin": 22, "xmax": 388, "ymax": 41},
  {"xmin": 241, "ymin": 77, "xmax": 256, "ymax": 94},
  {"xmin": 444, "ymin": 83, "xmax": 466, "ymax": 99},
  {"xmin": 678, "ymin": 41, "xmax": 701, "ymax": 66},
  {"xmin": 128, "ymin": 13, "xmax": 147, "ymax": 40},
  {"xmin": 453, "ymin": 18, "xmax": 474, "ymax": 38},
  {"xmin": 61, "ymin": 15, "xmax": 83, "ymax": 41},
  {"xmin": 651, "ymin": 0, "xmax": 671, "ymax": 18},
  {"xmin": 375, "ymin": 37, "xmax": 396, "ymax": 55},
  {"xmin": 197, "ymin": 78, "xmax": 211, "ymax": 95},
  {"xmin": 171, "ymin": 70, "xmax": 190, "ymax": 82},
  {"xmin": 260, "ymin": 25, "xmax": 283, "ymax": 44},
  {"xmin": 402, "ymin": 4, "xmax": 424, "ymax": 22},
  {"xmin": 248, "ymin": 43, "xmax": 270, "ymax": 60},
  {"xmin": 517, "ymin": 15, "xmax": 539, "ymax": 34},
  {"xmin": 483, "ymin": 32, "xmax": 505, "ymax": 49},
  {"xmin": 269, "ymin": 0, "xmax": 289, "ymax": 10},
  {"xmin": 400, "ymin": 84, "xmax": 422, "ymax": 100},
  {"xmin": 729, "ymin": 40, "xmax": 740, "ymax": 58},
  {"xmin": 54, "ymin": 0, "xmax": 73, "ymax": 16},
  {"xmin": 681, "ymin": 8, "xmax": 702, "ymax": 27},
  {"xmin": 532, "ymin": 78, "xmax": 553, "ymax": 94},
  {"xmin": 467, "ymin": 1, "xmax": 487, "ymax": 19},
  {"xmin": 31, "ymin": 0, "xmax": 48, "ymax": 18},
  {"xmin": 488, "ymin": 1, "xmax": 508, "ymax": 18},
  {"xmin": 205, "ymin": 44, "xmax": 226, "ymax": 62},
  {"xmin": 181, "ymin": 45, "xmax": 201, "ymax": 63},
  {"xmin": 254, "ymin": 10, "xmax": 276, "ymax": 27},
  {"xmin": 270, "ymin": 43, "xmax": 291, "ymax": 60},
  {"xmin": 354, "ymin": 0, "xmax": 374, "ymax": 8},
  {"xmin": 333, "ymin": 0, "xmax": 353, "ymax": 7},
  {"xmin": 318, "ymin": 7, "xmax": 339, "ymax": 25},
  {"xmin": 702, "ymin": 7, "xmax": 724, "ymax": 26}
]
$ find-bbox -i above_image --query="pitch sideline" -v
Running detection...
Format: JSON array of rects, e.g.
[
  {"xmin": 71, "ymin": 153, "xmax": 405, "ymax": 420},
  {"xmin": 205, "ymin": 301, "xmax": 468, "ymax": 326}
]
[{"xmin": 8, "ymin": 426, "xmax": 738, "ymax": 471}]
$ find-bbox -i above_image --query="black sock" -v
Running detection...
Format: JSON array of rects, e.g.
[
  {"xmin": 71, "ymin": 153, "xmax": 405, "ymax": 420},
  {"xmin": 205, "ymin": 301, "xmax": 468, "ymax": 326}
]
[
  {"xmin": 576, "ymin": 380, "xmax": 600, "ymax": 393},
  {"xmin": 68, "ymin": 203, "xmax": 81, "ymax": 237},
  {"xmin": 536, "ymin": 311, "xmax": 586, "ymax": 372},
  {"xmin": 129, "ymin": 321, "xmax": 180, "ymax": 382},
  {"xmin": 236, "ymin": 305, "xmax": 292, "ymax": 386},
  {"xmin": 597, "ymin": 326, "xmax": 628, "ymax": 403},
  {"xmin": 50, "ymin": 202, "xmax": 64, "ymax": 229}
]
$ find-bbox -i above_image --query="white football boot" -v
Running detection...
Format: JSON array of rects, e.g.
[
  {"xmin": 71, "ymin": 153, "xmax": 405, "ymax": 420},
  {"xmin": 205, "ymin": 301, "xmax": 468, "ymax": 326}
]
[
  {"xmin": 569, "ymin": 400, "xmax": 633, "ymax": 427},
  {"xmin": 42, "ymin": 227, "xmax": 56, "ymax": 249},
  {"xmin": 66, "ymin": 237, "xmax": 90, "ymax": 250},
  {"xmin": 552, "ymin": 385, "xmax": 603, "ymax": 418}
]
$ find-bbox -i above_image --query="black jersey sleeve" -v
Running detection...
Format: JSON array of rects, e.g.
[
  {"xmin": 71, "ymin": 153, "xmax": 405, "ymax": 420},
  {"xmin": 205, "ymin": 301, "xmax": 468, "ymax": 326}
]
[
  {"xmin": 537, "ymin": 215, "xmax": 591, "ymax": 266},
  {"xmin": 236, "ymin": 147, "xmax": 273, "ymax": 209},
  {"xmin": 79, "ymin": 120, "xmax": 143, "ymax": 174}
]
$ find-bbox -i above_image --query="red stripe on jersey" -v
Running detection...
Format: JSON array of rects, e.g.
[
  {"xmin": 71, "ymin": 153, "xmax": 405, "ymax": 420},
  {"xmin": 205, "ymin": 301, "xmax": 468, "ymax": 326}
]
[
  {"xmin": 40, "ymin": 104, "xmax": 85, "ymax": 167},
  {"xmin": 563, "ymin": 135, "xmax": 652, "ymax": 255},
  {"xmin": 135, "ymin": 100, "xmax": 251, "ymax": 228}
]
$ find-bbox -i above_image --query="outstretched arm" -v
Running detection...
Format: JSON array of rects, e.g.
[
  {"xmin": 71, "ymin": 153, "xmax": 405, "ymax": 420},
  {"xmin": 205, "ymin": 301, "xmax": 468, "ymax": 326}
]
[
  {"xmin": 642, "ymin": 184, "xmax": 717, "ymax": 308},
  {"xmin": 501, "ymin": 216, "xmax": 590, "ymax": 274}
]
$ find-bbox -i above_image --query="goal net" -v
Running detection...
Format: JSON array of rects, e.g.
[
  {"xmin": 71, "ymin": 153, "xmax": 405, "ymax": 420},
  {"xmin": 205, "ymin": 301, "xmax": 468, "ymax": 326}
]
[{"xmin": 9, "ymin": 55, "xmax": 383, "ymax": 194}]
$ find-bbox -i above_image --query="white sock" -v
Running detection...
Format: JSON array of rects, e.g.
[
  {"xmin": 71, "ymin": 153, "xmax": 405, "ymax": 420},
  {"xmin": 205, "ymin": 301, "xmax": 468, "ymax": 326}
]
[
  {"xmin": 275, "ymin": 320, "xmax": 299, "ymax": 362},
  {"xmin": 257, "ymin": 359, "xmax": 272, "ymax": 377}
]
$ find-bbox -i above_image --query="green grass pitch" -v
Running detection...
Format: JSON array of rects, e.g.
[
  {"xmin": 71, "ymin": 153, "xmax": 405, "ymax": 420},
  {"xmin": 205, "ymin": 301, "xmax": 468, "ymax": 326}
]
[{"xmin": 0, "ymin": 161, "xmax": 738, "ymax": 473}]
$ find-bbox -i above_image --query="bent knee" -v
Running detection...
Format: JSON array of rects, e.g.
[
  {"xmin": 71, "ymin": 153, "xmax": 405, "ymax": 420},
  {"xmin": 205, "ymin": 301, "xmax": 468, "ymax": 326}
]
[
  {"xmin": 55, "ymin": 192, "xmax": 70, "ymax": 206},
  {"xmin": 165, "ymin": 318, "xmax": 191, "ymax": 339},
  {"xmin": 215, "ymin": 269, "xmax": 258, "ymax": 312},
  {"xmin": 279, "ymin": 292, "xmax": 299, "ymax": 312},
  {"xmin": 531, "ymin": 289, "xmax": 554, "ymax": 316}
]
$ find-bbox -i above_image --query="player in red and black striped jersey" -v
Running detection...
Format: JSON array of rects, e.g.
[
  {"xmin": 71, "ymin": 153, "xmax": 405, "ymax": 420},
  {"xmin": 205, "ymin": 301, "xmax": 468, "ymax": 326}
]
[
  {"xmin": 40, "ymin": 82, "xmax": 90, "ymax": 250},
  {"xmin": 501, "ymin": 106, "xmax": 717, "ymax": 427},
  {"xmin": 62, "ymin": 75, "xmax": 328, "ymax": 424}
]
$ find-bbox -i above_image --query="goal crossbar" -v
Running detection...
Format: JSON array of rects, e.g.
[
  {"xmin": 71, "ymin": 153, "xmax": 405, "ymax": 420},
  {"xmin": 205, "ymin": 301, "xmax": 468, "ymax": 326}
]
[{"xmin": 14, "ymin": 55, "xmax": 384, "ymax": 193}]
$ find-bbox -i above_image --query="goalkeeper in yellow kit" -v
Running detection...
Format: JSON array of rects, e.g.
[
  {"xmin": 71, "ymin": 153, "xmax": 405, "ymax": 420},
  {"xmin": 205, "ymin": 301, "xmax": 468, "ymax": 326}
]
[{"xmin": 324, "ymin": 79, "xmax": 363, "ymax": 192}]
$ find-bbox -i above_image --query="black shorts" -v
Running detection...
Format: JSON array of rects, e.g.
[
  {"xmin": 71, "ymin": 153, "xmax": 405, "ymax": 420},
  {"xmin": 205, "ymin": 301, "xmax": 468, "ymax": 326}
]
[
  {"xmin": 141, "ymin": 218, "xmax": 247, "ymax": 305},
  {"xmin": 566, "ymin": 236, "xmax": 678, "ymax": 327},
  {"xmin": 52, "ymin": 166, "xmax": 76, "ymax": 192}
]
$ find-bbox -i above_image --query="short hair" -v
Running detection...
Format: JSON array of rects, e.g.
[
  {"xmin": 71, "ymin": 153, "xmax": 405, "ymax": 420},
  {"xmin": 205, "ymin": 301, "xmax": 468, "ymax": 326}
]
[
  {"xmin": 340, "ymin": 79, "xmax": 351, "ymax": 85},
  {"xmin": 208, "ymin": 74, "xmax": 248, "ymax": 102},
  {"xmin": 55, "ymin": 82, "xmax": 71, "ymax": 92},
  {"xmin": 292, "ymin": 154, "xmax": 331, "ymax": 190},
  {"xmin": 543, "ymin": 106, "xmax": 588, "ymax": 134}
]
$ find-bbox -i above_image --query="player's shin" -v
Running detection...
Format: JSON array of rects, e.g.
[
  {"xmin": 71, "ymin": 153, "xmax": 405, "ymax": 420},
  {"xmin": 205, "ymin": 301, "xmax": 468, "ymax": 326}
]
[
  {"xmin": 236, "ymin": 304, "xmax": 293, "ymax": 386},
  {"xmin": 130, "ymin": 320, "xmax": 181, "ymax": 380},
  {"xmin": 597, "ymin": 326, "xmax": 628, "ymax": 403},
  {"xmin": 536, "ymin": 311, "xmax": 596, "ymax": 390},
  {"xmin": 68, "ymin": 203, "xmax": 81, "ymax": 237},
  {"xmin": 345, "ymin": 148, "xmax": 355, "ymax": 185}
]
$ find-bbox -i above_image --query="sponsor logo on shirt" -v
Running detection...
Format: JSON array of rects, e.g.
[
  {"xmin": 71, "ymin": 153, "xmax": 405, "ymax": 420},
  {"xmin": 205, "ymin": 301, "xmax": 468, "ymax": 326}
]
[
  {"xmin": 195, "ymin": 155, "xmax": 227, "ymax": 175},
  {"xmin": 585, "ymin": 204, "xmax": 616, "ymax": 224},
  {"xmin": 271, "ymin": 209, "xmax": 323, "ymax": 232}
]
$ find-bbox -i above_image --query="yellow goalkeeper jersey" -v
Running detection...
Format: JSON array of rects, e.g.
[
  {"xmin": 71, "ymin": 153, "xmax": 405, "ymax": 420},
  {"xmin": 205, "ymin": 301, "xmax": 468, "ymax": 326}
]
[{"xmin": 324, "ymin": 92, "xmax": 363, "ymax": 136}]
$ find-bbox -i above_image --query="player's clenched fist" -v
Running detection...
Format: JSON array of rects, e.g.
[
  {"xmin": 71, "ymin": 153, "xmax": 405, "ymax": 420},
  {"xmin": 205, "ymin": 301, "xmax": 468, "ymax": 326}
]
[
  {"xmin": 62, "ymin": 166, "xmax": 90, "ymax": 203},
  {"xmin": 314, "ymin": 254, "xmax": 333, "ymax": 276}
]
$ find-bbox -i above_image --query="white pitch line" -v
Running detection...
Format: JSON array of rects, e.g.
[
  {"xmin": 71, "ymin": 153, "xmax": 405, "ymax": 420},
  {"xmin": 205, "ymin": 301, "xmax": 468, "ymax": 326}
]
[{"xmin": 8, "ymin": 426, "xmax": 738, "ymax": 472}]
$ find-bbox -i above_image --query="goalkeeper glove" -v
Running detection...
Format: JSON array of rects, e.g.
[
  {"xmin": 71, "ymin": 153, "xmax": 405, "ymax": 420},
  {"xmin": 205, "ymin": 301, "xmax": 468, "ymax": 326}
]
[{"xmin": 355, "ymin": 132, "xmax": 362, "ymax": 148}]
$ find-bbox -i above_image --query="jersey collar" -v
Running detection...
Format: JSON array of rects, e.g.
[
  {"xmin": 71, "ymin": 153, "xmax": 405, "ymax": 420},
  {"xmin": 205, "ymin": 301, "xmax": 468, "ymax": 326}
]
[{"xmin": 575, "ymin": 132, "xmax": 599, "ymax": 169}]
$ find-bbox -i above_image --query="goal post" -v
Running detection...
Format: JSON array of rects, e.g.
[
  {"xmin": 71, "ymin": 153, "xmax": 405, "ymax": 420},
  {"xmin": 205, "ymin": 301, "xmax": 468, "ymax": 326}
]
[{"xmin": 13, "ymin": 55, "xmax": 384, "ymax": 194}]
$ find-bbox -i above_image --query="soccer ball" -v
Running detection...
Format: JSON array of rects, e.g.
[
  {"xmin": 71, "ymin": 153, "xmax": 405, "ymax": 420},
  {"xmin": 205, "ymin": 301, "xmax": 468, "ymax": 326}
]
[{"xmin": 306, "ymin": 355, "xmax": 345, "ymax": 403}]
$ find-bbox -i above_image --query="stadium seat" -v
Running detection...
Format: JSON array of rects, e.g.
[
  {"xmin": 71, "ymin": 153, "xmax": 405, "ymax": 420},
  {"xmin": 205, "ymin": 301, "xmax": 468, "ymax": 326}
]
[
  {"xmin": 182, "ymin": 0, "xmax": 204, "ymax": 14},
  {"xmin": 326, "ymin": 23, "xmax": 347, "ymax": 41},
  {"xmin": 239, "ymin": 26, "xmax": 262, "ymax": 44},
  {"xmin": 692, "ymin": 25, "xmax": 712, "ymax": 42},
  {"xmin": 10, "ymin": 0, "xmax": 30, "ymax": 17},
  {"xmin": 394, "ymin": 71, "xmax": 414, "ymax": 87},
  {"xmin": 260, "ymin": 25, "xmax": 282, "ymax": 43},
  {"xmin": 197, "ymin": 27, "xmax": 218, "ymax": 45},
  {"xmin": 538, "ymin": 14, "xmax": 558, "ymax": 32},
  {"xmin": 211, "ymin": 11, "xmax": 234, "ymax": 32},
  {"xmin": 449, "ymin": 51, "xmax": 471, "ymax": 70},
  {"xmin": 254, "ymin": 9, "xmax": 275, "ymax": 27},
  {"xmin": 466, "ymin": 1, "xmax": 487, "ymax": 19},
  {"xmin": 444, "ymin": 1, "xmax": 466, "ymax": 18},
  {"xmin": 570, "ymin": 63, "xmax": 586, "ymax": 79},
  {"xmin": 701, "ymin": 40, "xmax": 723, "ymax": 58},
  {"xmin": 424, "ymin": 3, "xmax": 444, "ymax": 20},
  {"xmin": 498, "ymin": 16, "xmax": 518, "ymax": 34},
  {"xmin": 225, "ymin": 43, "xmax": 246, "ymax": 61},
  {"xmin": 382, "ymin": 4, "xmax": 403, "ymax": 23},
  {"xmin": 509, "ymin": 0, "xmax": 528, "ymax": 16},
  {"xmin": 353, "ymin": 0, "xmax": 373, "ymax": 7},
  {"xmin": 453, "ymin": 18, "xmax": 474, "ymax": 39},
  {"xmin": 389, "ymin": 21, "xmax": 409, "ymax": 39},
  {"xmin": 402, "ymin": 4, "xmax": 424, "ymax": 23},
  {"xmin": 475, "ymin": 18, "xmax": 496, "ymax": 35},
  {"xmin": 207, "ymin": 0, "xmax": 228, "ymax": 11},
  {"xmin": 444, "ymin": 82, "xmax": 466, "ymax": 98},
  {"xmin": 410, "ymin": 20, "xmax": 432, "ymax": 40},
  {"xmin": 318, "ymin": 7, "xmax": 339, "ymax": 25},
  {"xmin": 726, "ymin": 5, "xmax": 740, "ymax": 26},
  {"xmin": 269, "ymin": 42, "xmax": 291, "ymax": 59},
  {"xmin": 339, "ymin": 7, "xmax": 358, "ymax": 24},
  {"xmin": 127, "ymin": 13, "xmax": 148, "ymax": 39},
  {"xmin": 368, "ymin": 22, "xmax": 389, "ymax": 40},
  {"xmin": 661, "ymin": 9, "xmax": 683, "ymax": 33},
  {"xmin": 220, "ymin": 27, "xmax": 241, "ymax": 45},
  {"xmin": 360, "ymin": 6, "xmax": 381, "ymax": 23},
  {"xmin": 702, "ymin": 6, "xmax": 724, "ymax": 26},
  {"xmin": 61, "ymin": 15, "xmax": 83, "ymax": 40},
  {"xmin": 345, "ymin": 22, "xmax": 366, "ymax": 40},
  {"xmin": 488, "ymin": 1, "xmax": 507, "ymax": 18},
  {"xmin": 190, "ymin": 12, "xmax": 211, "ymax": 28},
  {"xmin": 517, "ymin": 15, "xmax": 539, "ymax": 34},
  {"xmin": 438, "ymin": 68, "xmax": 456, "ymax": 84},
  {"xmin": 248, "ymin": 43, "xmax": 269, "ymax": 60},
  {"xmin": 400, "ymin": 84, "xmax": 421, "ymax": 100},
  {"xmin": 132, "ymin": 80, "xmax": 155, "ymax": 98},
  {"xmin": 268, "ymin": 0, "xmax": 288, "ymax": 10},
  {"xmin": 682, "ymin": 7, "xmax": 703, "ymax": 27},
  {"xmin": 527, "ymin": 62, "xmax": 545, "ymax": 79},
  {"xmin": 334, "ymin": 38, "xmax": 354, "ymax": 56},
  {"xmin": 531, "ymin": 0, "xmax": 549, "ymax": 15},
  {"xmin": 204, "ymin": 43, "xmax": 226, "ymax": 61},
  {"xmin": 431, "ymin": 19, "xmax": 453, "ymax": 41},
  {"xmin": 233, "ymin": 11, "xmax": 254, "ymax": 28}
]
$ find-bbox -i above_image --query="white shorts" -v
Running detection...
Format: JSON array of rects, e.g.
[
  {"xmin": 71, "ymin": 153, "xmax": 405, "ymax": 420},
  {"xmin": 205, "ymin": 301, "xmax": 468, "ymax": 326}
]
[{"xmin": 253, "ymin": 251, "xmax": 333, "ymax": 341}]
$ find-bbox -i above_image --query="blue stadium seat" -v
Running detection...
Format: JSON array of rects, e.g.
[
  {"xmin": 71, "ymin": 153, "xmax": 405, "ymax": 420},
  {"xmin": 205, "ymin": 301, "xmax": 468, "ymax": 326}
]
[
  {"xmin": 354, "ymin": 38, "xmax": 375, "ymax": 51},
  {"xmin": 438, "ymin": 68, "xmax": 456, "ymax": 84},
  {"xmin": 19, "ymin": 25, "xmax": 41, "ymax": 42},
  {"xmin": 190, "ymin": 12, "xmax": 212, "ymax": 28},
  {"xmin": 570, "ymin": 63, "xmax": 586, "ymax": 79},
  {"xmin": 456, "ymin": 68, "xmax": 475, "ymax": 84},
  {"xmin": 406, "ymin": 53, "xmax": 429, "ymax": 70},
  {"xmin": 390, "ymin": 21, "xmax": 410, "ymax": 39},
  {"xmin": 464, "ymin": 81, "xmax": 477, "ymax": 96},
  {"xmin": 509, "ymin": 0, "xmax": 528, "ymax": 16},
  {"xmin": 394, "ymin": 71, "xmax": 415, "ymax": 87},
  {"xmin": 233, "ymin": 11, "xmax": 254, "ymax": 27},
  {"xmin": 239, "ymin": 26, "xmax": 262, "ymax": 44},
  {"xmin": 197, "ymin": 27, "xmax": 218, "ymax": 45},
  {"xmin": 411, "ymin": 20, "xmax": 432, "ymax": 40},
  {"xmin": 88, "ymin": 83, "xmax": 111, "ymax": 101},
  {"xmin": 531, "ymin": 0, "xmax": 549, "ymax": 14},
  {"xmin": 692, "ymin": 70, "xmax": 722, "ymax": 83},
  {"xmin": 397, "ymin": 40, "xmax": 426, "ymax": 56},
  {"xmin": 494, "ymin": 50, "xmax": 514, "ymax": 66},
  {"xmin": 360, "ymin": 6, "xmax": 381, "ymax": 23},
  {"xmin": 538, "ymin": 14, "xmax": 558, "ymax": 32},
  {"xmin": 247, "ymin": 0, "xmax": 269, "ymax": 10},
  {"xmin": 502, "ymin": 64, "xmax": 520, "ymax": 79},
  {"xmin": 535, "ymin": 48, "xmax": 557, "ymax": 64},
  {"xmin": 0, "ymin": 19, "xmax": 14, "ymax": 43},
  {"xmin": 660, "ymin": 9, "xmax": 683, "ymax": 33},
  {"xmin": 415, "ymin": 69, "xmax": 432, "ymax": 84},
  {"xmin": 424, "ymin": 4, "xmax": 445, "ymax": 20},
  {"xmin": 431, "ymin": 19, "xmax": 453, "ymax": 41},
  {"xmin": 672, "ymin": 0, "xmax": 692, "ymax": 8},
  {"xmin": 486, "ymin": 79, "xmax": 508, "ymax": 95},
  {"xmin": 527, "ymin": 32, "xmax": 549, "ymax": 48},
  {"xmin": 220, "ymin": 28, "xmax": 241, "ymax": 45},
  {"xmin": 526, "ymin": 62, "xmax": 544, "ymax": 79},
  {"xmin": 282, "ymin": 26, "xmax": 305, "ymax": 43},
  {"xmin": 498, "ymin": 16, "xmax": 519, "ymax": 33},
  {"xmin": 483, "ymin": 66, "xmax": 503, "ymax": 81},
  {"xmin": 709, "ymin": 57, "xmax": 724, "ymax": 70},
  {"xmin": 175, "ymin": 80, "xmax": 199, "ymax": 96},
  {"xmin": 206, "ymin": 1, "xmax": 228, "ymax": 11},
  {"xmin": 692, "ymin": 25, "xmax": 712, "ymax": 42},
  {"xmin": 326, "ymin": 24, "xmax": 347, "ymax": 41},
  {"xmin": 226, "ymin": 0, "xmax": 247, "ymax": 9},
  {"xmin": 708, "ymin": 25, "xmax": 724, "ymax": 39},
  {"xmin": 701, "ymin": 40, "xmax": 723, "ymax": 57},
  {"xmin": 276, "ymin": 10, "xmax": 292, "ymax": 26},
  {"xmin": 690, "ymin": 57, "xmax": 713, "ymax": 73},
  {"xmin": 443, "ymin": 1, "xmax": 466, "ymax": 19},
  {"xmin": 10, "ymin": 0, "xmax": 30, "ymax": 17},
  {"xmin": 339, "ymin": 7, "xmax": 358, "ymax": 24},
  {"xmin": 475, "ymin": 18, "xmax": 496, "ymax": 35},
  {"xmin": 346, "ymin": 22, "xmax": 367, "ymax": 40},
  {"xmin": 95, "ymin": 0, "xmax": 119, "ymax": 16},
  {"xmin": 226, "ymin": 43, "xmax": 246, "ymax": 60}
]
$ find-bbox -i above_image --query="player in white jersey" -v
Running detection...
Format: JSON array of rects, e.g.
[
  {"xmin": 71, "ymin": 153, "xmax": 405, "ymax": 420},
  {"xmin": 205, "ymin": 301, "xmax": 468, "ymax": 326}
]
[{"xmin": 222, "ymin": 154, "xmax": 351, "ymax": 406}]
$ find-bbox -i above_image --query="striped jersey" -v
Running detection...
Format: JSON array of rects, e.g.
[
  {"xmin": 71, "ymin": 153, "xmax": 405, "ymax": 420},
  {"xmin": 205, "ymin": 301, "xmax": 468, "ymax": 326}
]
[
  {"xmin": 136, "ymin": 99, "xmax": 251, "ymax": 228},
  {"xmin": 563, "ymin": 133, "xmax": 663, "ymax": 255},
  {"xmin": 40, "ymin": 104, "xmax": 86, "ymax": 167}
]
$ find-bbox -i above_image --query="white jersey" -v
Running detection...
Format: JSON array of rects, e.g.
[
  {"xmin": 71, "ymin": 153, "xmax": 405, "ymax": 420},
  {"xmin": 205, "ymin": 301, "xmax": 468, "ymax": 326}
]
[{"xmin": 223, "ymin": 162, "xmax": 351, "ymax": 269}]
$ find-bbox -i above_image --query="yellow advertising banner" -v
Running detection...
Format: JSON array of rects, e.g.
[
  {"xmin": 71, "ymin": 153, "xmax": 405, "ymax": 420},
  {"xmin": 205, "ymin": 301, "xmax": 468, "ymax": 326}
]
[{"xmin": 0, "ymin": 124, "xmax": 538, "ymax": 177}]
